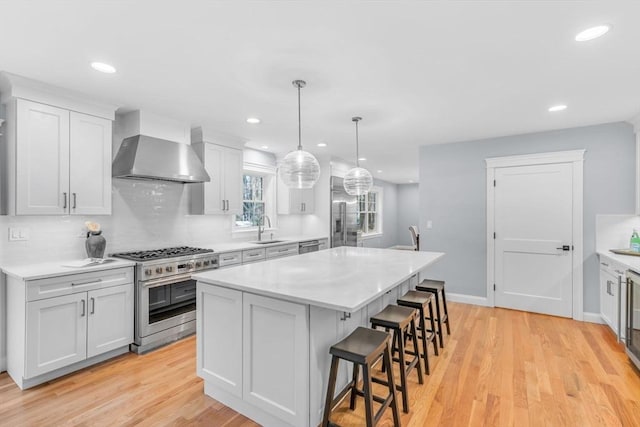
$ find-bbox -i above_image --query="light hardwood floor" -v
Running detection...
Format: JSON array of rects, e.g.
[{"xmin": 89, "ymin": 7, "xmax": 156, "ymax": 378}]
[{"xmin": 1, "ymin": 302, "xmax": 639, "ymax": 426}]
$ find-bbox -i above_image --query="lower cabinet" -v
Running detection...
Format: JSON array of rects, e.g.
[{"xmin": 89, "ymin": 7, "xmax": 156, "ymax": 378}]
[
  {"xmin": 7, "ymin": 267, "xmax": 134, "ymax": 389},
  {"xmin": 198, "ymin": 284, "xmax": 309, "ymax": 427},
  {"xmin": 599, "ymin": 257, "xmax": 627, "ymax": 341}
]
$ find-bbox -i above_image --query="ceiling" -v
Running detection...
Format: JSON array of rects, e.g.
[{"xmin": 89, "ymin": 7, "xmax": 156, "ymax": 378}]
[{"xmin": 1, "ymin": 1, "xmax": 639, "ymax": 183}]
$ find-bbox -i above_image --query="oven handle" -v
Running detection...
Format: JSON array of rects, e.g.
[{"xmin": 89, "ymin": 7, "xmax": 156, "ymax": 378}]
[{"xmin": 141, "ymin": 273, "xmax": 195, "ymax": 289}]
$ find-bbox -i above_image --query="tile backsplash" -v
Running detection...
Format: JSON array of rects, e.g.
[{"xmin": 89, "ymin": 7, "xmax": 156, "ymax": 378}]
[
  {"xmin": 595, "ymin": 214, "xmax": 640, "ymax": 252},
  {"xmin": 0, "ymin": 179, "xmax": 304, "ymax": 266}
]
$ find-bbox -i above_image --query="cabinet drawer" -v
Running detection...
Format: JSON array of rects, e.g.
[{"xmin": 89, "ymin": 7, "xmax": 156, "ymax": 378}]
[
  {"xmin": 219, "ymin": 251, "xmax": 242, "ymax": 267},
  {"xmin": 27, "ymin": 267, "xmax": 133, "ymax": 302},
  {"xmin": 266, "ymin": 243, "xmax": 299, "ymax": 259},
  {"xmin": 242, "ymin": 248, "xmax": 266, "ymax": 263}
]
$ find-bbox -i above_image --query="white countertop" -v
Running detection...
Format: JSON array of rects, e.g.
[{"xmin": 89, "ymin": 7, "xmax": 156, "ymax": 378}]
[
  {"xmin": 598, "ymin": 250, "xmax": 640, "ymax": 273},
  {"xmin": 193, "ymin": 246, "xmax": 445, "ymax": 312},
  {"xmin": 1, "ymin": 258, "xmax": 137, "ymax": 281},
  {"xmin": 202, "ymin": 235, "xmax": 327, "ymax": 253}
]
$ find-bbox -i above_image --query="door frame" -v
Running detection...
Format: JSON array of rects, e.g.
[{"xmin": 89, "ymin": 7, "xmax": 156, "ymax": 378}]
[{"xmin": 486, "ymin": 150, "xmax": 585, "ymax": 320}]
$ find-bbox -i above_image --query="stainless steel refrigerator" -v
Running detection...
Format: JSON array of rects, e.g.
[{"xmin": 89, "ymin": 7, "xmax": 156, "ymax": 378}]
[{"xmin": 330, "ymin": 176, "xmax": 362, "ymax": 248}]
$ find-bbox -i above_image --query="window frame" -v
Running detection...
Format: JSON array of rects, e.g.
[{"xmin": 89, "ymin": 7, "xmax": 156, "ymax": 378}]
[
  {"xmin": 232, "ymin": 162, "xmax": 277, "ymax": 234},
  {"xmin": 357, "ymin": 186, "xmax": 383, "ymax": 238}
]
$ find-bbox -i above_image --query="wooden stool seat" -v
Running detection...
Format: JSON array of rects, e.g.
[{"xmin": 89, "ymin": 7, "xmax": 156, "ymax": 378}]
[
  {"xmin": 416, "ymin": 279, "xmax": 451, "ymax": 349},
  {"xmin": 322, "ymin": 327, "xmax": 401, "ymax": 427},
  {"xmin": 396, "ymin": 290, "xmax": 439, "ymax": 374},
  {"xmin": 370, "ymin": 305, "xmax": 423, "ymax": 413}
]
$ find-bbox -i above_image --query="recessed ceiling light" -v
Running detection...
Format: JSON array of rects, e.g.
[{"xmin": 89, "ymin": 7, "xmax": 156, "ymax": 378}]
[
  {"xmin": 548, "ymin": 104, "xmax": 568, "ymax": 112},
  {"xmin": 317, "ymin": 142, "xmax": 327, "ymax": 147},
  {"xmin": 358, "ymin": 157, "xmax": 367, "ymax": 161},
  {"xmin": 90, "ymin": 62, "xmax": 116, "ymax": 73},
  {"xmin": 261, "ymin": 145, "xmax": 269, "ymax": 149},
  {"xmin": 246, "ymin": 117, "xmax": 261, "ymax": 124},
  {"xmin": 575, "ymin": 25, "xmax": 610, "ymax": 42},
  {"xmin": 377, "ymin": 170, "xmax": 382, "ymax": 173},
  {"xmin": 409, "ymin": 180, "xmax": 414, "ymax": 183}
]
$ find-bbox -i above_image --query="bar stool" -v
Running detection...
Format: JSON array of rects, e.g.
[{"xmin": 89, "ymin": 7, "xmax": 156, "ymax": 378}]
[
  {"xmin": 370, "ymin": 305, "xmax": 423, "ymax": 413},
  {"xmin": 416, "ymin": 279, "xmax": 451, "ymax": 348},
  {"xmin": 322, "ymin": 326, "xmax": 400, "ymax": 427},
  {"xmin": 396, "ymin": 290, "xmax": 439, "ymax": 375}
]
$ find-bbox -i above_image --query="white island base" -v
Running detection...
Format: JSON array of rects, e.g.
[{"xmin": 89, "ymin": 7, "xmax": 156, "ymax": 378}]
[{"xmin": 194, "ymin": 247, "xmax": 444, "ymax": 427}]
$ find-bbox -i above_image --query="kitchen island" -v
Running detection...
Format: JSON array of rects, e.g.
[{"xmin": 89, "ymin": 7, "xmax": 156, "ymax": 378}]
[{"xmin": 193, "ymin": 246, "xmax": 444, "ymax": 427}]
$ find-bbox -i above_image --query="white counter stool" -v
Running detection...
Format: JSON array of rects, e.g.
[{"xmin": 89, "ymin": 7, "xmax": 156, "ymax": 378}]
[
  {"xmin": 415, "ymin": 279, "xmax": 451, "ymax": 348},
  {"xmin": 396, "ymin": 290, "xmax": 439, "ymax": 375},
  {"xmin": 321, "ymin": 327, "xmax": 401, "ymax": 427},
  {"xmin": 370, "ymin": 305, "xmax": 423, "ymax": 413}
]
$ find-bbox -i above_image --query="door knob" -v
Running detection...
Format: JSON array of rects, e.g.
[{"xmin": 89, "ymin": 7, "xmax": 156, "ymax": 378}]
[{"xmin": 556, "ymin": 245, "xmax": 571, "ymax": 251}]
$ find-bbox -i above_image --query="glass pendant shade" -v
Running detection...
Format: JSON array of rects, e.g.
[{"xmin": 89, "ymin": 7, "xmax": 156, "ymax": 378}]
[
  {"xmin": 279, "ymin": 148, "xmax": 321, "ymax": 189},
  {"xmin": 344, "ymin": 166, "xmax": 373, "ymax": 196}
]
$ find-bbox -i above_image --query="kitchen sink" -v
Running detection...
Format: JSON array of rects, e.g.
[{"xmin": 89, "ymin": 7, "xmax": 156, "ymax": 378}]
[{"xmin": 250, "ymin": 240, "xmax": 287, "ymax": 245}]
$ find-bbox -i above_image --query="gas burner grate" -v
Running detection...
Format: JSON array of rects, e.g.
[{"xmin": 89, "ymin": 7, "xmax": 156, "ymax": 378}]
[{"xmin": 111, "ymin": 246, "xmax": 214, "ymax": 262}]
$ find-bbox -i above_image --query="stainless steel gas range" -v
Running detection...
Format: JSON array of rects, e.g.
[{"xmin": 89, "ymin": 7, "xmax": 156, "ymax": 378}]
[{"xmin": 112, "ymin": 246, "xmax": 218, "ymax": 353}]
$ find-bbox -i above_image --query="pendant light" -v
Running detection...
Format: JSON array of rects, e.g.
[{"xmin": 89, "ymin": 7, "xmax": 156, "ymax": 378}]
[
  {"xmin": 344, "ymin": 116, "xmax": 373, "ymax": 196},
  {"xmin": 278, "ymin": 80, "xmax": 321, "ymax": 189}
]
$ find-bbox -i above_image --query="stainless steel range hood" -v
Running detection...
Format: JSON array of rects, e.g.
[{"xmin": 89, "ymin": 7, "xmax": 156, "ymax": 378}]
[{"xmin": 112, "ymin": 135, "xmax": 210, "ymax": 183}]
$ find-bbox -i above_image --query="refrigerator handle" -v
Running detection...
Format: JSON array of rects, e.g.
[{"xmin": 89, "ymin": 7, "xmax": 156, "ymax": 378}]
[{"xmin": 342, "ymin": 204, "xmax": 347, "ymax": 246}]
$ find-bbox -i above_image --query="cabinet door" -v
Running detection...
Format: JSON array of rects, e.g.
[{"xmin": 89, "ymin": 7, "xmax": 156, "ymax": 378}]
[
  {"xmin": 197, "ymin": 284, "xmax": 243, "ymax": 397},
  {"xmin": 25, "ymin": 293, "xmax": 87, "ymax": 378},
  {"xmin": 16, "ymin": 99, "xmax": 70, "ymax": 215},
  {"xmin": 203, "ymin": 143, "xmax": 225, "ymax": 214},
  {"xmin": 87, "ymin": 284, "xmax": 133, "ymax": 358},
  {"xmin": 223, "ymin": 147, "xmax": 243, "ymax": 215},
  {"xmin": 599, "ymin": 268, "xmax": 615, "ymax": 331},
  {"xmin": 299, "ymin": 188, "xmax": 315, "ymax": 214},
  {"xmin": 289, "ymin": 189, "xmax": 303, "ymax": 214},
  {"xmin": 69, "ymin": 112, "xmax": 112, "ymax": 215},
  {"xmin": 243, "ymin": 294, "xmax": 309, "ymax": 426}
]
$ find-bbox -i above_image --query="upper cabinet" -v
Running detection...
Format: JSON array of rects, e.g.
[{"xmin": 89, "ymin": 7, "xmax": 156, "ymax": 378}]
[
  {"xmin": 190, "ymin": 142, "xmax": 243, "ymax": 215},
  {"xmin": 277, "ymin": 173, "xmax": 315, "ymax": 215},
  {"xmin": 1, "ymin": 73, "xmax": 116, "ymax": 216},
  {"xmin": 10, "ymin": 99, "xmax": 112, "ymax": 215}
]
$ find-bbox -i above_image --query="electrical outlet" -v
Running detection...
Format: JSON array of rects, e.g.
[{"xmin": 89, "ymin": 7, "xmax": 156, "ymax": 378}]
[
  {"xmin": 426, "ymin": 220, "xmax": 433, "ymax": 229},
  {"xmin": 8, "ymin": 227, "xmax": 29, "ymax": 241}
]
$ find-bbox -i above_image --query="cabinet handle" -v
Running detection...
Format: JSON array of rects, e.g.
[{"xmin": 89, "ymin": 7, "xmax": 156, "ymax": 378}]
[
  {"xmin": 222, "ymin": 256, "xmax": 236, "ymax": 261},
  {"xmin": 617, "ymin": 275, "xmax": 622, "ymax": 342},
  {"xmin": 601, "ymin": 262, "xmax": 609, "ymax": 267},
  {"xmin": 90, "ymin": 297, "xmax": 95, "ymax": 314},
  {"xmin": 63, "ymin": 192, "xmax": 67, "ymax": 209},
  {"xmin": 278, "ymin": 248, "xmax": 289, "ymax": 252},
  {"xmin": 80, "ymin": 299, "xmax": 85, "ymax": 317},
  {"xmin": 72, "ymin": 278, "xmax": 102, "ymax": 287},
  {"xmin": 72, "ymin": 193, "xmax": 77, "ymax": 209},
  {"xmin": 340, "ymin": 312, "xmax": 351, "ymax": 321}
]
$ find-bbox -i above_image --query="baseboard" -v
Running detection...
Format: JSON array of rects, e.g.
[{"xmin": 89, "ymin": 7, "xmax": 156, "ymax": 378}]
[
  {"xmin": 582, "ymin": 312, "xmax": 605, "ymax": 324},
  {"xmin": 447, "ymin": 293, "xmax": 490, "ymax": 307}
]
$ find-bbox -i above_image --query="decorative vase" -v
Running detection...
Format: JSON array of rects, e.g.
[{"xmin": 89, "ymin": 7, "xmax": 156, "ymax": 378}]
[{"xmin": 85, "ymin": 231, "xmax": 106, "ymax": 259}]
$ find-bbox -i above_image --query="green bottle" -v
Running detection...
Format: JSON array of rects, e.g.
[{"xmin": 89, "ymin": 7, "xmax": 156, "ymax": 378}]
[{"xmin": 631, "ymin": 229, "xmax": 640, "ymax": 252}]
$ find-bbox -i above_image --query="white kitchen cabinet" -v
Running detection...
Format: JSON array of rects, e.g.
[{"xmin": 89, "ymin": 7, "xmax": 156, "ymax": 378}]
[
  {"xmin": 242, "ymin": 293, "xmax": 309, "ymax": 426},
  {"xmin": 218, "ymin": 251, "xmax": 243, "ymax": 268},
  {"xmin": 191, "ymin": 142, "xmax": 243, "ymax": 215},
  {"xmin": 10, "ymin": 99, "xmax": 112, "ymax": 215},
  {"xmin": 265, "ymin": 243, "xmax": 299, "ymax": 259},
  {"xmin": 318, "ymin": 238, "xmax": 329, "ymax": 251},
  {"xmin": 277, "ymin": 174, "xmax": 315, "ymax": 214},
  {"xmin": 197, "ymin": 284, "xmax": 243, "ymax": 397},
  {"xmin": 599, "ymin": 257, "xmax": 627, "ymax": 341},
  {"xmin": 242, "ymin": 247, "xmax": 266, "ymax": 263},
  {"xmin": 7, "ymin": 267, "xmax": 134, "ymax": 389}
]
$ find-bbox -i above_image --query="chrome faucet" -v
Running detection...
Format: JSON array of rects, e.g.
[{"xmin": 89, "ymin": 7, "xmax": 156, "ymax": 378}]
[{"xmin": 257, "ymin": 215, "xmax": 271, "ymax": 241}]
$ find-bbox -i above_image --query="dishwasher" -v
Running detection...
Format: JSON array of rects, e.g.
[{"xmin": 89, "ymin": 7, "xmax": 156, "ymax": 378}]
[{"xmin": 299, "ymin": 240, "xmax": 320, "ymax": 254}]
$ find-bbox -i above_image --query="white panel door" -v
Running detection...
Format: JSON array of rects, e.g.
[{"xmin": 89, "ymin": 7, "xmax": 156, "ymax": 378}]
[
  {"xmin": 223, "ymin": 147, "xmax": 243, "ymax": 215},
  {"xmin": 69, "ymin": 112, "xmax": 112, "ymax": 215},
  {"xmin": 16, "ymin": 99, "xmax": 70, "ymax": 215},
  {"xmin": 87, "ymin": 284, "xmax": 133, "ymax": 358},
  {"xmin": 494, "ymin": 163, "xmax": 573, "ymax": 317},
  {"xmin": 203, "ymin": 143, "xmax": 225, "ymax": 214},
  {"xmin": 25, "ymin": 293, "xmax": 87, "ymax": 378},
  {"xmin": 197, "ymin": 284, "xmax": 243, "ymax": 397},
  {"xmin": 243, "ymin": 293, "xmax": 309, "ymax": 427}
]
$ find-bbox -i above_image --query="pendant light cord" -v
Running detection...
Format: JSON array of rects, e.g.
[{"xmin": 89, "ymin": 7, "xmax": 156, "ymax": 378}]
[
  {"xmin": 297, "ymin": 83, "xmax": 302, "ymax": 150},
  {"xmin": 352, "ymin": 117, "xmax": 362, "ymax": 167}
]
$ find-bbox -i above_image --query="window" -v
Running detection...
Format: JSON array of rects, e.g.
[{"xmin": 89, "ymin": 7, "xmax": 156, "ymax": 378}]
[
  {"xmin": 357, "ymin": 189, "xmax": 382, "ymax": 235},
  {"xmin": 235, "ymin": 174, "xmax": 265, "ymax": 227}
]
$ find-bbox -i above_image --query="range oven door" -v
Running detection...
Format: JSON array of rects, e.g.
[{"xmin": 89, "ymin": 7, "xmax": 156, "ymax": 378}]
[
  {"xmin": 626, "ymin": 271, "xmax": 640, "ymax": 370},
  {"xmin": 138, "ymin": 274, "xmax": 197, "ymax": 339}
]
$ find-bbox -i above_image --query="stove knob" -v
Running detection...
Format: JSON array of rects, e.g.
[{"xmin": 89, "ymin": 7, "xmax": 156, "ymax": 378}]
[
  {"xmin": 145, "ymin": 268, "xmax": 152, "ymax": 276},
  {"xmin": 203, "ymin": 260, "xmax": 210, "ymax": 267},
  {"xmin": 166, "ymin": 266, "xmax": 173, "ymax": 272},
  {"xmin": 156, "ymin": 267, "xmax": 163, "ymax": 274},
  {"xmin": 195, "ymin": 261, "xmax": 202, "ymax": 268}
]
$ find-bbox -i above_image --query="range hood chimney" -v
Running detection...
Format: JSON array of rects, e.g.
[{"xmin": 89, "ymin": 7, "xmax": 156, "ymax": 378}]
[{"xmin": 112, "ymin": 135, "xmax": 210, "ymax": 183}]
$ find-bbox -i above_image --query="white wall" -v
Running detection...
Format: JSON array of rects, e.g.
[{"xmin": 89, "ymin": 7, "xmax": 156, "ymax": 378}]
[{"xmin": 418, "ymin": 122, "xmax": 636, "ymax": 312}]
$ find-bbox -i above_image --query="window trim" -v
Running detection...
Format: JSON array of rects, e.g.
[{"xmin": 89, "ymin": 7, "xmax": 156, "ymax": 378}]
[
  {"xmin": 358, "ymin": 186, "xmax": 383, "ymax": 237},
  {"xmin": 232, "ymin": 162, "xmax": 277, "ymax": 235}
]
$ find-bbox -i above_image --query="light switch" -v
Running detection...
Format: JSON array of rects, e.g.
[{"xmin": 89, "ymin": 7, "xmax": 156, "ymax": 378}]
[
  {"xmin": 8, "ymin": 227, "xmax": 29, "ymax": 241},
  {"xmin": 426, "ymin": 220, "xmax": 433, "ymax": 229}
]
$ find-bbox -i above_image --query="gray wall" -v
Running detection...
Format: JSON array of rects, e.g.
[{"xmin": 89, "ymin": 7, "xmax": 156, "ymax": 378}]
[
  {"xmin": 396, "ymin": 184, "xmax": 419, "ymax": 246},
  {"xmin": 419, "ymin": 122, "xmax": 635, "ymax": 312}
]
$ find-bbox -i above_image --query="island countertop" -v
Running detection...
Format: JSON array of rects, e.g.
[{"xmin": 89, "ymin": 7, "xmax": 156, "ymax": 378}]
[{"xmin": 193, "ymin": 246, "xmax": 445, "ymax": 312}]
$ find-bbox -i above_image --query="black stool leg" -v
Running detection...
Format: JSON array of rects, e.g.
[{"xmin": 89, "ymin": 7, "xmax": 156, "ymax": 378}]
[
  {"xmin": 322, "ymin": 355, "xmax": 340, "ymax": 427},
  {"xmin": 394, "ymin": 329, "xmax": 409, "ymax": 413},
  {"xmin": 433, "ymin": 292, "xmax": 444, "ymax": 348},
  {"xmin": 417, "ymin": 308, "xmax": 430, "ymax": 375},
  {"xmin": 442, "ymin": 290, "xmax": 451, "ymax": 335},
  {"xmin": 409, "ymin": 318, "xmax": 424, "ymax": 385},
  {"xmin": 427, "ymin": 299, "xmax": 439, "ymax": 356},
  {"xmin": 383, "ymin": 343, "xmax": 401, "ymax": 427},
  {"xmin": 349, "ymin": 363, "xmax": 359, "ymax": 410},
  {"xmin": 362, "ymin": 363, "xmax": 375, "ymax": 427}
]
